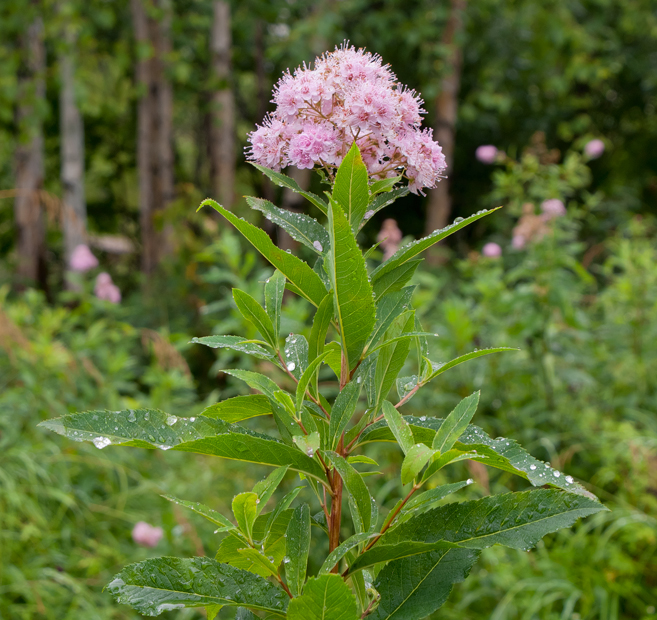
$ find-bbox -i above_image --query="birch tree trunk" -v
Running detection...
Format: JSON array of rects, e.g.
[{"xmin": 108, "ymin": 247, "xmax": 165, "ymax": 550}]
[
  {"xmin": 209, "ymin": 0, "xmax": 235, "ymax": 208},
  {"xmin": 131, "ymin": 0, "xmax": 174, "ymax": 275},
  {"xmin": 14, "ymin": 15, "xmax": 46, "ymax": 286},
  {"xmin": 424, "ymin": 0, "xmax": 467, "ymax": 235},
  {"xmin": 60, "ymin": 49, "xmax": 87, "ymax": 264}
]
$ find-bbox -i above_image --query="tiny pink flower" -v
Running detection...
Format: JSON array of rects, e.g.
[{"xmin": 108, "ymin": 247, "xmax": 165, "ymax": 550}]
[
  {"xmin": 94, "ymin": 272, "xmax": 121, "ymax": 304},
  {"xmin": 132, "ymin": 521, "xmax": 164, "ymax": 548},
  {"xmin": 541, "ymin": 198, "xmax": 566, "ymax": 219},
  {"xmin": 584, "ymin": 139, "xmax": 605, "ymax": 159},
  {"xmin": 475, "ymin": 145, "xmax": 498, "ymax": 164},
  {"xmin": 482, "ymin": 242, "xmax": 502, "ymax": 258},
  {"xmin": 512, "ymin": 235, "xmax": 527, "ymax": 250},
  {"xmin": 69, "ymin": 244, "xmax": 98, "ymax": 272}
]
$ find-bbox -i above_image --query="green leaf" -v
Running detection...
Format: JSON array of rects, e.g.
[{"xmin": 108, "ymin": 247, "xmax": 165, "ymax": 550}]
[
  {"xmin": 236, "ymin": 607, "xmax": 257, "ymax": 620},
  {"xmin": 236, "ymin": 549, "xmax": 280, "ymax": 578},
  {"xmin": 191, "ymin": 335, "xmax": 273, "ymax": 360},
  {"xmin": 201, "ymin": 199, "xmax": 327, "ymax": 306},
  {"xmin": 432, "ymin": 392, "xmax": 480, "ymax": 453},
  {"xmin": 296, "ymin": 351, "xmax": 331, "ymax": 412},
  {"xmin": 371, "ymin": 208, "xmax": 501, "ymax": 283},
  {"xmin": 232, "ymin": 492, "xmax": 258, "ymax": 541},
  {"xmin": 233, "ymin": 289, "xmax": 277, "ymax": 348},
  {"xmin": 252, "ymin": 466, "xmax": 289, "ymax": 515},
  {"xmin": 347, "ymin": 540, "xmax": 460, "ymax": 575},
  {"xmin": 220, "ymin": 369, "xmax": 282, "ymax": 401},
  {"xmin": 319, "ymin": 532, "xmax": 375, "ymax": 575},
  {"xmin": 162, "ymin": 495, "xmax": 234, "ymax": 532},
  {"xmin": 398, "ymin": 481, "xmax": 471, "ymax": 521},
  {"xmin": 369, "ymin": 175, "xmax": 402, "ymax": 196},
  {"xmin": 366, "ymin": 288, "xmax": 415, "ymax": 352},
  {"xmin": 424, "ymin": 347, "xmax": 518, "ymax": 382},
  {"xmin": 325, "ymin": 198, "xmax": 376, "ymax": 370},
  {"xmin": 368, "ymin": 548, "xmax": 479, "ymax": 620},
  {"xmin": 328, "ymin": 379, "xmax": 362, "ymax": 450},
  {"xmin": 202, "ymin": 395, "xmax": 273, "ymax": 423},
  {"xmin": 359, "ymin": 187, "xmax": 410, "ymax": 230},
  {"xmin": 285, "ymin": 504, "xmax": 311, "ymax": 597},
  {"xmin": 308, "ymin": 293, "xmax": 334, "ymax": 363},
  {"xmin": 347, "ymin": 455, "xmax": 378, "ymax": 466},
  {"xmin": 380, "ymin": 489, "xmax": 607, "ymax": 551},
  {"xmin": 287, "ymin": 575, "xmax": 359, "ymax": 620},
  {"xmin": 401, "ymin": 443, "xmax": 435, "ymax": 485},
  {"xmin": 247, "ymin": 197, "xmax": 329, "ymax": 254},
  {"xmin": 324, "ymin": 452, "xmax": 373, "ymax": 534},
  {"xmin": 421, "ymin": 450, "xmax": 481, "ymax": 482},
  {"xmin": 265, "ymin": 270, "xmax": 286, "ymax": 341},
  {"xmin": 284, "ymin": 334, "xmax": 309, "ymax": 380},
  {"xmin": 206, "ymin": 604, "xmax": 222, "ymax": 620},
  {"xmin": 372, "ymin": 259, "xmax": 422, "ymax": 300},
  {"xmin": 249, "ymin": 164, "xmax": 328, "ymax": 214},
  {"xmin": 107, "ymin": 557, "xmax": 288, "ymax": 617},
  {"xmin": 382, "ymin": 401, "xmax": 414, "ymax": 455},
  {"xmin": 292, "ymin": 432, "xmax": 321, "ymax": 458},
  {"xmin": 333, "ymin": 141, "xmax": 370, "ymax": 231}
]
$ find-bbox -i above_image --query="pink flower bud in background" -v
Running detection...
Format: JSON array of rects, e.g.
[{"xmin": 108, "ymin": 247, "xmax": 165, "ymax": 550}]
[
  {"xmin": 512, "ymin": 235, "xmax": 527, "ymax": 250},
  {"xmin": 377, "ymin": 218, "xmax": 403, "ymax": 260},
  {"xmin": 584, "ymin": 139, "xmax": 605, "ymax": 159},
  {"xmin": 482, "ymin": 242, "xmax": 502, "ymax": 258},
  {"xmin": 94, "ymin": 272, "xmax": 122, "ymax": 304},
  {"xmin": 541, "ymin": 198, "xmax": 566, "ymax": 219},
  {"xmin": 132, "ymin": 521, "xmax": 163, "ymax": 547},
  {"xmin": 475, "ymin": 145, "xmax": 498, "ymax": 164},
  {"xmin": 69, "ymin": 244, "xmax": 98, "ymax": 272}
]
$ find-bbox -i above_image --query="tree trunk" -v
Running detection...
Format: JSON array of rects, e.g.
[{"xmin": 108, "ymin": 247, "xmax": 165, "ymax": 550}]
[
  {"xmin": 131, "ymin": 0, "xmax": 174, "ymax": 275},
  {"xmin": 14, "ymin": 15, "xmax": 46, "ymax": 287},
  {"xmin": 424, "ymin": 0, "xmax": 467, "ymax": 235},
  {"xmin": 209, "ymin": 1, "xmax": 235, "ymax": 208},
  {"xmin": 60, "ymin": 49, "xmax": 87, "ymax": 265}
]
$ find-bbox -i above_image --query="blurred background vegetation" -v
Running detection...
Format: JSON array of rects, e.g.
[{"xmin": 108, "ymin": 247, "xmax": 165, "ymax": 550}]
[{"xmin": 0, "ymin": 0, "xmax": 656, "ymax": 618}]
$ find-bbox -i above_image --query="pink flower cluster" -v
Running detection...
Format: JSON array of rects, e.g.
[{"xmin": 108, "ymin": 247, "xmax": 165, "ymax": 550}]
[
  {"xmin": 132, "ymin": 521, "xmax": 163, "ymax": 547},
  {"xmin": 94, "ymin": 272, "xmax": 121, "ymax": 304},
  {"xmin": 69, "ymin": 244, "xmax": 98, "ymax": 272},
  {"xmin": 247, "ymin": 45, "xmax": 446, "ymax": 194}
]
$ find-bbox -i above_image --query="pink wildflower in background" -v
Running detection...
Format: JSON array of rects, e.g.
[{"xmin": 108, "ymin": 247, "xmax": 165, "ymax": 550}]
[
  {"xmin": 584, "ymin": 139, "xmax": 605, "ymax": 159},
  {"xmin": 94, "ymin": 272, "xmax": 121, "ymax": 304},
  {"xmin": 247, "ymin": 44, "xmax": 446, "ymax": 194},
  {"xmin": 132, "ymin": 521, "xmax": 163, "ymax": 548},
  {"xmin": 69, "ymin": 244, "xmax": 98, "ymax": 272},
  {"xmin": 475, "ymin": 145, "xmax": 498, "ymax": 164},
  {"xmin": 482, "ymin": 242, "xmax": 502, "ymax": 258},
  {"xmin": 541, "ymin": 198, "xmax": 566, "ymax": 219},
  {"xmin": 377, "ymin": 218, "xmax": 403, "ymax": 259}
]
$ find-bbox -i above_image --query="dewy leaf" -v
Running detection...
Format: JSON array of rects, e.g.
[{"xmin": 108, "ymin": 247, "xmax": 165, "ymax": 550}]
[
  {"xmin": 232, "ymin": 492, "xmax": 258, "ymax": 541},
  {"xmin": 220, "ymin": 369, "xmax": 283, "ymax": 401},
  {"xmin": 206, "ymin": 604, "xmax": 222, "ymax": 620},
  {"xmin": 369, "ymin": 175, "xmax": 402, "ymax": 196},
  {"xmin": 432, "ymin": 392, "xmax": 480, "ymax": 453},
  {"xmin": 308, "ymin": 293, "xmax": 333, "ymax": 363},
  {"xmin": 265, "ymin": 270, "xmax": 286, "ymax": 342},
  {"xmin": 332, "ymin": 142, "xmax": 370, "ymax": 231},
  {"xmin": 191, "ymin": 335, "xmax": 273, "ymax": 360},
  {"xmin": 397, "ymin": 480, "xmax": 472, "ymax": 522},
  {"xmin": 372, "ymin": 259, "xmax": 422, "ymax": 300},
  {"xmin": 359, "ymin": 187, "xmax": 410, "ymax": 230},
  {"xmin": 347, "ymin": 540, "xmax": 460, "ymax": 575},
  {"xmin": 247, "ymin": 197, "xmax": 330, "ymax": 254},
  {"xmin": 382, "ymin": 401, "xmax": 414, "ymax": 455},
  {"xmin": 233, "ymin": 289, "xmax": 277, "ymax": 348},
  {"xmin": 401, "ymin": 443, "xmax": 435, "ymax": 485},
  {"xmin": 252, "ymin": 466, "xmax": 289, "ymax": 515},
  {"xmin": 296, "ymin": 351, "xmax": 330, "ymax": 412},
  {"xmin": 107, "ymin": 557, "xmax": 289, "ymax": 617},
  {"xmin": 367, "ymin": 548, "xmax": 479, "ymax": 620},
  {"xmin": 380, "ymin": 489, "xmax": 607, "ymax": 551},
  {"xmin": 324, "ymin": 452, "xmax": 373, "ymax": 534},
  {"xmin": 200, "ymin": 199, "xmax": 327, "ymax": 306},
  {"xmin": 319, "ymin": 532, "xmax": 375, "ymax": 575},
  {"xmin": 285, "ymin": 504, "xmax": 311, "ymax": 597},
  {"xmin": 162, "ymin": 495, "xmax": 234, "ymax": 531},
  {"xmin": 237, "ymin": 549, "xmax": 280, "ymax": 578},
  {"xmin": 424, "ymin": 347, "xmax": 517, "ymax": 382},
  {"xmin": 366, "ymin": 287, "xmax": 415, "ymax": 352},
  {"xmin": 292, "ymin": 431, "xmax": 321, "ymax": 458},
  {"xmin": 202, "ymin": 394, "xmax": 273, "ymax": 423},
  {"xmin": 371, "ymin": 208, "xmax": 501, "ymax": 284},
  {"xmin": 325, "ymin": 198, "xmax": 376, "ymax": 370},
  {"xmin": 249, "ymin": 163, "xmax": 328, "ymax": 214},
  {"xmin": 356, "ymin": 415, "xmax": 593, "ymax": 497},
  {"xmin": 287, "ymin": 575, "xmax": 359, "ymax": 620},
  {"xmin": 328, "ymin": 379, "xmax": 362, "ymax": 450},
  {"xmin": 283, "ymin": 333, "xmax": 309, "ymax": 380}
]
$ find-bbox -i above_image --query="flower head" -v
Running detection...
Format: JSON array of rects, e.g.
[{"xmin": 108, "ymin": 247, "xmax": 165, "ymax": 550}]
[
  {"xmin": 584, "ymin": 139, "xmax": 605, "ymax": 159},
  {"xmin": 475, "ymin": 145, "xmax": 498, "ymax": 164},
  {"xmin": 69, "ymin": 244, "xmax": 98, "ymax": 272},
  {"xmin": 541, "ymin": 198, "xmax": 566, "ymax": 219},
  {"xmin": 246, "ymin": 44, "xmax": 446, "ymax": 194},
  {"xmin": 132, "ymin": 521, "xmax": 163, "ymax": 547},
  {"xmin": 94, "ymin": 272, "xmax": 121, "ymax": 304},
  {"xmin": 482, "ymin": 242, "xmax": 502, "ymax": 258}
]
